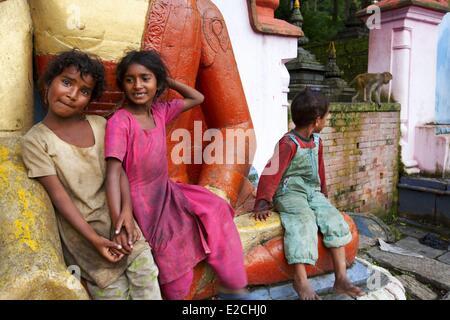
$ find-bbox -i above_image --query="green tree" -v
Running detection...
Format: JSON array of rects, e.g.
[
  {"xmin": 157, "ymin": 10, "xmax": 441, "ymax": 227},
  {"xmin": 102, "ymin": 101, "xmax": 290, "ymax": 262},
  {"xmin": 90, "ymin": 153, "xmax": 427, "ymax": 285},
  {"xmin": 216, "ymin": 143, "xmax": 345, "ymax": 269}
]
[{"xmin": 276, "ymin": 0, "xmax": 367, "ymax": 44}]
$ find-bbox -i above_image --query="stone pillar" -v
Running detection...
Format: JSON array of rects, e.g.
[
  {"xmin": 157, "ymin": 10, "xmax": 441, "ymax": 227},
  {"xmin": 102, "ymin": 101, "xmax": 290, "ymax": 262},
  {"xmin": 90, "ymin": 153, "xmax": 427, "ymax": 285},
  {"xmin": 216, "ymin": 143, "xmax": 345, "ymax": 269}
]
[
  {"xmin": 360, "ymin": 0, "xmax": 448, "ymax": 174},
  {"xmin": 0, "ymin": 0, "xmax": 33, "ymax": 135},
  {"xmin": 0, "ymin": 0, "xmax": 88, "ymax": 299}
]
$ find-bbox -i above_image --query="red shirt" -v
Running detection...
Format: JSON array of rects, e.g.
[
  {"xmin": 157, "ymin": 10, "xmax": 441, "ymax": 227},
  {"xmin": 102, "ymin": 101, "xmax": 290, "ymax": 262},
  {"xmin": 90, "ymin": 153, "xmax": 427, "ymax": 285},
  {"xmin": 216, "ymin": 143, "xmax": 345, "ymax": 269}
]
[{"xmin": 254, "ymin": 132, "xmax": 327, "ymax": 211}]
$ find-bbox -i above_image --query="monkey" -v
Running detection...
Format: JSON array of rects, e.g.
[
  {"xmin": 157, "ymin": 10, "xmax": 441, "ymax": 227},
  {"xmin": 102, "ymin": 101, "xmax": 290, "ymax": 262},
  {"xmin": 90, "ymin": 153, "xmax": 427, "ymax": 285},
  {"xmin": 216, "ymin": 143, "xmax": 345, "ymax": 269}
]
[{"xmin": 350, "ymin": 72, "xmax": 393, "ymax": 107}]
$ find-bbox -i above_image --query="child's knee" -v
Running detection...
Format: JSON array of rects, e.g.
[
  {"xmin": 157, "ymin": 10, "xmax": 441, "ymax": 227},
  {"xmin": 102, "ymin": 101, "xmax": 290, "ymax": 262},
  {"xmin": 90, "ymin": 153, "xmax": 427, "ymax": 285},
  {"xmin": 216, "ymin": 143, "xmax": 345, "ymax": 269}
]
[{"xmin": 322, "ymin": 219, "xmax": 352, "ymax": 248}]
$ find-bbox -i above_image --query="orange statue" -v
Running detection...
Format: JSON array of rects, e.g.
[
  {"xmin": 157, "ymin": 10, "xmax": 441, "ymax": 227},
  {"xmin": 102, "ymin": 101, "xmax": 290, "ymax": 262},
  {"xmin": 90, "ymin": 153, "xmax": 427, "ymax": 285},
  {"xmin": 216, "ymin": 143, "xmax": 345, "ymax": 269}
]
[{"xmin": 30, "ymin": 0, "xmax": 359, "ymax": 299}]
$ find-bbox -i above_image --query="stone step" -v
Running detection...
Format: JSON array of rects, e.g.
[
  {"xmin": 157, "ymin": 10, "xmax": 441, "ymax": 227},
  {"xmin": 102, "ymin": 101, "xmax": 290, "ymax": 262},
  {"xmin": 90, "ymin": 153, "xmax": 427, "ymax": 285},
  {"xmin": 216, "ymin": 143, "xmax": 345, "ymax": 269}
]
[
  {"xmin": 397, "ymin": 275, "xmax": 438, "ymax": 300},
  {"xmin": 398, "ymin": 218, "xmax": 450, "ymax": 238},
  {"xmin": 367, "ymin": 247, "xmax": 450, "ymax": 291},
  {"xmin": 437, "ymin": 252, "xmax": 450, "ymax": 265},
  {"xmin": 248, "ymin": 259, "xmax": 406, "ymax": 300},
  {"xmin": 394, "ymin": 237, "xmax": 446, "ymax": 259},
  {"xmin": 396, "ymin": 224, "xmax": 430, "ymax": 239}
]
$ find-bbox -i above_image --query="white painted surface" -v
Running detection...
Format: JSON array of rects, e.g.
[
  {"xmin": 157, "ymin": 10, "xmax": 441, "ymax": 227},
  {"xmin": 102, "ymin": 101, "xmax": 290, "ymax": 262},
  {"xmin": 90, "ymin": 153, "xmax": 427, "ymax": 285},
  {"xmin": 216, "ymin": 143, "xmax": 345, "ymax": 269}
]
[
  {"xmin": 212, "ymin": 0, "xmax": 298, "ymax": 174},
  {"xmin": 415, "ymin": 125, "xmax": 450, "ymax": 174},
  {"xmin": 366, "ymin": 6, "xmax": 445, "ymax": 170}
]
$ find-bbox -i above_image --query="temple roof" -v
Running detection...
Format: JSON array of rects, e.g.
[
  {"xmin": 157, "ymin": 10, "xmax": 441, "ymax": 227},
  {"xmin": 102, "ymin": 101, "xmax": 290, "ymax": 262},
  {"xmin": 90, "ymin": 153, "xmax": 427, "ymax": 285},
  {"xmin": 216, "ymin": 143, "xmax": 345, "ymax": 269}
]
[{"xmin": 359, "ymin": 0, "xmax": 449, "ymax": 14}]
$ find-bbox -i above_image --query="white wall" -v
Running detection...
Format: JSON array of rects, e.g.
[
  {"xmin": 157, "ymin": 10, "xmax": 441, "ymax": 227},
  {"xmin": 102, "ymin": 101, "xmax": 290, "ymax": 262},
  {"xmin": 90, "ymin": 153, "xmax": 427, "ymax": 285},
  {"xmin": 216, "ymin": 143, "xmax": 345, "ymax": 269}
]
[
  {"xmin": 212, "ymin": 0, "xmax": 298, "ymax": 174},
  {"xmin": 367, "ymin": 6, "xmax": 444, "ymax": 169}
]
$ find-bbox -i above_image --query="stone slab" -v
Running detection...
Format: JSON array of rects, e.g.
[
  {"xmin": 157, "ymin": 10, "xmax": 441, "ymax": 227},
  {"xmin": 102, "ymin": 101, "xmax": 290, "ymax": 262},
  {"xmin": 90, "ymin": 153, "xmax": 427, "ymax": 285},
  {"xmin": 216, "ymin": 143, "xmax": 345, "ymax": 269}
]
[
  {"xmin": 246, "ymin": 258, "xmax": 406, "ymax": 300},
  {"xmin": 395, "ymin": 237, "xmax": 446, "ymax": 259},
  {"xmin": 249, "ymin": 260, "xmax": 370, "ymax": 300},
  {"xmin": 437, "ymin": 252, "xmax": 450, "ymax": 265},
  {"xmin": 396, "ymin": 225, "xmax": 429, "ymax": 239},
  {"xmin": 398, "ymin": 218, "xmax": 450, "ymax": 238},
  {"xmin": 359, "ymin": 235, "xmax": 378, "ymax": 250},
  {"xmin": 246, "ymin": 287, "xmax": 271, "ymax": 300},
  {"xmin": 266, "ymin": 283, "xmax": 298, "ymax": 300},
  {"xmin": 248, "ymin": 259, "xmax": 406, "ymax": 300},
  {"xmin": 322, "ymin": 293, "xmax": 355, "ymax": 300},
  {"xmin": 399, "ymin": 177, "xmax": 448, "ymax": 191},
  {"xmin": 355, "ymin": 259, "xmax": 406, "ymax": 300},
  {"xmin": 367, "ymin": 247, "xmax": 450, "ymax": 290},
  {"xmin": 397, "ymin": 275, "xmax": 438, "ymax": 300},
  {"xmin": 442, "ymin": 292, "xmax": 450, "ymax": 300}
]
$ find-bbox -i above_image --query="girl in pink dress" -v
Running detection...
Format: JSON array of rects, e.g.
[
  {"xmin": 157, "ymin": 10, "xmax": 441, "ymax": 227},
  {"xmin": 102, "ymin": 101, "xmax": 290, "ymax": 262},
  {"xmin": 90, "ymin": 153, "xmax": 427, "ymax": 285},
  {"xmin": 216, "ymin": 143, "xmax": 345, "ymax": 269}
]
[{"xmin": 105, "ymin": 50, "xmax": 248, "ymax": 300}]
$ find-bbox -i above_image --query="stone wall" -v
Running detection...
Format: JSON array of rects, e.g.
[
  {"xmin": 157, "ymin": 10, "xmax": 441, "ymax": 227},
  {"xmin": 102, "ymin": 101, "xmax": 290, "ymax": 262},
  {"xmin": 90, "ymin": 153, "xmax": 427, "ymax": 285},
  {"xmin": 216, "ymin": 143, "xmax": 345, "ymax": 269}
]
[{"xmin": 290, "ymin": 103, "xmax": 401, "ymax": 216}]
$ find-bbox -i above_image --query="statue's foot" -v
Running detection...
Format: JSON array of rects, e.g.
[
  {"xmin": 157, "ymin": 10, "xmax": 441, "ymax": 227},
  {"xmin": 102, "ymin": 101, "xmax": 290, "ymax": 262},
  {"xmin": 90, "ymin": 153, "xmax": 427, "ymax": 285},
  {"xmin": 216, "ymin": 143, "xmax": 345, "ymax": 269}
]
[
  {"xmin": 333, "ymin": 277, "xmax": 365, "ymax": 298},
  {"xmin": 293, "ymin": 279, "xmax": 321, "ymax": 300}
]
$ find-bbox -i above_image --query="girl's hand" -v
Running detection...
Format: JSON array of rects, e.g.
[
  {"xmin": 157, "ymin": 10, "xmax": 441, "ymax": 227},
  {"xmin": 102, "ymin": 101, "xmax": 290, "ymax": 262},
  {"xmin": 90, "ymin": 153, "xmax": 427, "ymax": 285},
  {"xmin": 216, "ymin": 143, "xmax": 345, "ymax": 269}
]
[
  {"xmin": 112, "ymin": 229, "xmax": 133, "ymax": 255},
  {"xmin": 166, "ymin": 77, "xmax": 204, "ymax": 112},
  {"xmin": 167, "ymin": 77, "xmax": 176, "ymax": 88},
  {"xmin": 114, "ymin": 210, "xmax": 140, "ymax": 247},
  {"xmin": 92, "ymin": 236, "xmax": 124, "ymax": 263}
]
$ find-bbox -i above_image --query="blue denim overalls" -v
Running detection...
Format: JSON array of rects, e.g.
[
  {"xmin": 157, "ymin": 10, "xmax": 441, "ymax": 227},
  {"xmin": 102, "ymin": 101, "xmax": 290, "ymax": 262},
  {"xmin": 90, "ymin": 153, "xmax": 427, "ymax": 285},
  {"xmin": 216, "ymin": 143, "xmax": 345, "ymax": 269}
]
[{"xmin": 273, "ymin": 132, "xmax": 352, "ymax": 265}]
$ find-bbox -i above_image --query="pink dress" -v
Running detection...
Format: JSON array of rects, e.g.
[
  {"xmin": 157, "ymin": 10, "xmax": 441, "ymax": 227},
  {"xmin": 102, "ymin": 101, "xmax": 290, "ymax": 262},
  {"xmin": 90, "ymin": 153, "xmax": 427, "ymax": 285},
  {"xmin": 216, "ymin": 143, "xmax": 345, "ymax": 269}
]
[{"xmin": 105, "ymin": 100, "xmax": 247, "ymax": 299}]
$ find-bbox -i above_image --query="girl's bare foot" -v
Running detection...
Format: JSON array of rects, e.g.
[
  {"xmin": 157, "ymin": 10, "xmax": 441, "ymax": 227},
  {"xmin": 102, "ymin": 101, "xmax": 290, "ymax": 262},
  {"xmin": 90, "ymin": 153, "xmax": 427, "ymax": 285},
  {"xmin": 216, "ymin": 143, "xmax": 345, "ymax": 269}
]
[
  {"xmin": 333, "ymin": 277, "xmax": 365, "ymax": 298},
  {"xmin": 293, "ymin": 279, "xmax": 321, "ymax": 300}
]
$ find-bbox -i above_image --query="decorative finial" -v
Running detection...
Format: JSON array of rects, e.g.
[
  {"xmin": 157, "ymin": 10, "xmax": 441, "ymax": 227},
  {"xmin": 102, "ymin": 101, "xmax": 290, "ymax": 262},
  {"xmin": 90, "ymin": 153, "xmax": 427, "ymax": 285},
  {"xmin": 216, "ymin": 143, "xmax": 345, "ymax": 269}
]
[
  {"xmin": 325, "ymin": 41, "xmax": 343, "ymax": 79},
  {"xmin": 328, "ymin": 41, "xmax": 337, "ymax": 59},
  {"xmin": 289, "ymin": 0, "xmax": 303, "ymax": 29}
]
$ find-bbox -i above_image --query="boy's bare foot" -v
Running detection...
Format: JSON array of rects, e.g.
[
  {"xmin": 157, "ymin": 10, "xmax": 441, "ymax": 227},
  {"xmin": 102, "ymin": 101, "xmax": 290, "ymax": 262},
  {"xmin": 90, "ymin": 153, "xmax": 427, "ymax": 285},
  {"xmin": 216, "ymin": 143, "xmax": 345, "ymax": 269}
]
[
  {"xmin": 333, "ymin": 277, "xmax": 365, "ymax": 298},
  {"xmin": 293, "ymin": 279, "xmax": 321, "ymax": 300}
]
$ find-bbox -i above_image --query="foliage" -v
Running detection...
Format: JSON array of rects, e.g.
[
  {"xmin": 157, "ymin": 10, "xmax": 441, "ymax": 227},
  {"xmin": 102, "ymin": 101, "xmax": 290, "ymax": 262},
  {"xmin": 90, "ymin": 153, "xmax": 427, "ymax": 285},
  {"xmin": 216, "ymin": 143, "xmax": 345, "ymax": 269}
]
[{"xmin": 275, "ymin": 0, "xmax": 368, "ymax": 44}]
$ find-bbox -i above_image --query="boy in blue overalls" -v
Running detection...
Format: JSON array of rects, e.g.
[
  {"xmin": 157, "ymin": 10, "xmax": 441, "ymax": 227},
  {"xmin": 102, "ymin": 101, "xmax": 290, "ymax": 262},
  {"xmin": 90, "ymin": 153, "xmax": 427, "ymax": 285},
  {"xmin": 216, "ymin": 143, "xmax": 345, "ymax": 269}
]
[{"xmin": 253, "ymin": 89, "xmax": 365, "ymax": 300}]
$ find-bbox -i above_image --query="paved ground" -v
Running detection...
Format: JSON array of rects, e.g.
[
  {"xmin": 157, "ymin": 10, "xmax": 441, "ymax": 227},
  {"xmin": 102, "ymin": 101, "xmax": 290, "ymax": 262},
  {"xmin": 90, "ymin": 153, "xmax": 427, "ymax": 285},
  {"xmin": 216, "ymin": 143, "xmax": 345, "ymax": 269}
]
[
  {"xmin": 247, "ymin": 258, "xmax": 405, "ymax": 300},
  {"xmin": 243, "ymin": 214, "xmax": 450, "ymax": 300},
  {"xmin": 353, "ymin": 215, "xmax": 450, "ymax": 300}
]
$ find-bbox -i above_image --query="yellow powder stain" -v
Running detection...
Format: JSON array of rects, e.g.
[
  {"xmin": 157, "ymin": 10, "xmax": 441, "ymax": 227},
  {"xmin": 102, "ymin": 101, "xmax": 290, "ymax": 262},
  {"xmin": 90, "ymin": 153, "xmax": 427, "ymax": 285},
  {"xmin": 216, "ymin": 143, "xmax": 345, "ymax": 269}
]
[
  {"xmin": 236, "ymin": 213, "xmax": 281, "ymax": 232},
  {"xmin": 0, "ymin": 146, "xmax": 9, "ymax": 162},
  {"xmin": 13, "ymin": 188, "xmax": 39, "ymax": 252},
  {"xmin": 0, "ymin": 165, "xmax": 9, "ymax": 188},
  {"xmin": 14, "ymin": 220, "xmax": 38, "ymax": 252}
]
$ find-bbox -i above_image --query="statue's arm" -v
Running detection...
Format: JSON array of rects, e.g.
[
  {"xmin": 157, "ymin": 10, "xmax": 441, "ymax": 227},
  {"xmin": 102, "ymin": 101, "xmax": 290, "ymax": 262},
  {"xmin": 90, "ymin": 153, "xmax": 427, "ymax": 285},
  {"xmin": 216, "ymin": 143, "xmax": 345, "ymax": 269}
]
[{"xmin": 196, "ymin": 0, "xmax": 255, "ymax": 205}]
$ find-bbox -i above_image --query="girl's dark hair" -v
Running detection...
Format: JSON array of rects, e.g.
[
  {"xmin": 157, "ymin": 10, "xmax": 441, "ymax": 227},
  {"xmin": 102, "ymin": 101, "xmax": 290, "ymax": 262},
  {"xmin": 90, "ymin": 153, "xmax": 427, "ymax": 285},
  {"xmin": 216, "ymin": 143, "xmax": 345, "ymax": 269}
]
[
  {"xmin": 39, "ymin": 49, "xmax": 105, "ymax": 101},
  {"xmin": 116, "ymin": 50, "xmax": 169, "ymax": 99},
  {"xmin": 290, "ymin": 88, "xmax": 330, "ymax": 128}
]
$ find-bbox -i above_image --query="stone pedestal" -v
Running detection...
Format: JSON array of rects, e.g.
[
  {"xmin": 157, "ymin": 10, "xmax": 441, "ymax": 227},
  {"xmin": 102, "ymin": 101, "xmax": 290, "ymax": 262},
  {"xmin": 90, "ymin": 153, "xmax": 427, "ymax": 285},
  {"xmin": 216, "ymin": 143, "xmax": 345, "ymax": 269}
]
[
  {"xmin": 286, "ymin": 0, "xmax": 328, "ymax": 98},
  {"xmin": 322, "ymin": 42, "xmax": 356, "ymax": 102},
  {"xmin": 287, "ymin": 57, "xmax": 327, "ymax": 99}
]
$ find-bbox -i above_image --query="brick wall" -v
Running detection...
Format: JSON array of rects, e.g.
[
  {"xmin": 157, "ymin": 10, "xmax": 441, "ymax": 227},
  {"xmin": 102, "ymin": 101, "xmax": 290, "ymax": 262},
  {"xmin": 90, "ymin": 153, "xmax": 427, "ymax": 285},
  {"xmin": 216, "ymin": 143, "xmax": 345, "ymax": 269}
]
[{"xmin": 290, "ymin": 103, "xmax": 401, "ymax": 216}]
